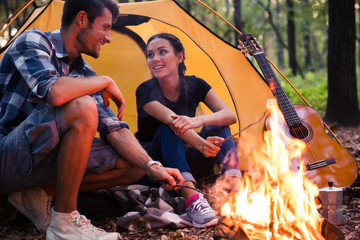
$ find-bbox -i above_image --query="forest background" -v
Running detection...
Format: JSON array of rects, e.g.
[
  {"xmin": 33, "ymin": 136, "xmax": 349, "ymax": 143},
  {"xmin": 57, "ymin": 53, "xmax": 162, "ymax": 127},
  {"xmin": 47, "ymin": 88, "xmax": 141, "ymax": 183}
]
[
  {"xmin": 1, "ymin": 1, "xmax": 360, "ymax": 239},
  {"xmin": 1, "ymin": 0, "xmax": 360, "ymax": 127}
]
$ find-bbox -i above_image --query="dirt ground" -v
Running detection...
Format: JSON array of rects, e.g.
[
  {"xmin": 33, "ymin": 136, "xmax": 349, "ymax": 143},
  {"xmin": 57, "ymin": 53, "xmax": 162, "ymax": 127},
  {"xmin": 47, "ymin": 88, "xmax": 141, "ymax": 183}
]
[{"xmin": 0, "ymin": 126, "xmax": 359, "ymax": 240}]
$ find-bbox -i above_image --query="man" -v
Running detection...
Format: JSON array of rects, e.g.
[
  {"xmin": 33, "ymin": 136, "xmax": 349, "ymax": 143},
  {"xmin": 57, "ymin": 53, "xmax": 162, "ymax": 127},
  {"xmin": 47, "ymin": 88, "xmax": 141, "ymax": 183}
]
[{"xmin": 0, "ymin": 0, "xmax": 184, "ymax": 239}]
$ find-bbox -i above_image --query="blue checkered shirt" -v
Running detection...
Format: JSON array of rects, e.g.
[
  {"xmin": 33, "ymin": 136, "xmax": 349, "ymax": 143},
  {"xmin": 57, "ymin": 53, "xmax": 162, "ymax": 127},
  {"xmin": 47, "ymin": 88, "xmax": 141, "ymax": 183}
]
[{"xmin": 0, "ymin": 28, "xmax": 128, "ymax": 139}]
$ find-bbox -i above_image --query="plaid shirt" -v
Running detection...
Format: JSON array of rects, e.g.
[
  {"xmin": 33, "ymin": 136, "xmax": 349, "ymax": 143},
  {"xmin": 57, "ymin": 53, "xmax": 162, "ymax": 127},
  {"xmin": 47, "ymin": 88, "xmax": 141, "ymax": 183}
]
[{"xmin": 0, "ymin": 28, "xmax": 128, "ymax": 139}]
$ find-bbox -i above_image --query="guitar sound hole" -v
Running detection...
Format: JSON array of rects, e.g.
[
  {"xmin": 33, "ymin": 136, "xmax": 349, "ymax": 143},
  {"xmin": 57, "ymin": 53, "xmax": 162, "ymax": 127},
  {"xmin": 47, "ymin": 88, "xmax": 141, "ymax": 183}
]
[{"xmin": 289, "ymin": 123, "xmax": 309, "ymax": 140}]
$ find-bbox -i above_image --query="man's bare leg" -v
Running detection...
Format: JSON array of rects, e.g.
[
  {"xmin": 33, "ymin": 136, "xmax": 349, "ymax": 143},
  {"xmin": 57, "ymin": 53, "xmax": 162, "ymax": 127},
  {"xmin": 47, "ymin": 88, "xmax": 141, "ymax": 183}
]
[
  {"xmin": 43, "ymin": 159, "xmax": 145, "ymax": 195},
  {"xmin": 77, "ymin": 153, "xmax": 146, "ymax": 190},
  {"xmin": 53, "ymin": 96, "xmax": 98, "ymax": 213}
]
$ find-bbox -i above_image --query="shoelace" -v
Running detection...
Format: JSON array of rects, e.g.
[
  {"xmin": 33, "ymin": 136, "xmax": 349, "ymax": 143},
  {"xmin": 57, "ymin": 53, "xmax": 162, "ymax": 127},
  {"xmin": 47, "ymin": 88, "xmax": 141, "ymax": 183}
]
[
  {"xmin": 74, "ymin": 215, "xmax": 105, "ymax": 234},
  {"xmin": 190, "ymin": 194, "xmax": 213, "ymax": 214}
]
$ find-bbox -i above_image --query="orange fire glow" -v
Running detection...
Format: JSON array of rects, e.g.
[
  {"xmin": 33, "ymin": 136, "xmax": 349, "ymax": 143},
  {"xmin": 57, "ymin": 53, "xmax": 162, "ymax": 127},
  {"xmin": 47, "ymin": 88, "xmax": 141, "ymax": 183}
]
[{"xmin": 218, "ymin": 99, "xmax": 323, "ymax": 239}]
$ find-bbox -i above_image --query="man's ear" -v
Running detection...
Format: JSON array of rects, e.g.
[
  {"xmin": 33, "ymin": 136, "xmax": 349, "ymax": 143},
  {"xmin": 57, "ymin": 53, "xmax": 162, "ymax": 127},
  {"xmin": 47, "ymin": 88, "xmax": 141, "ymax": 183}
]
[{"xmin": 77, "ymin": 11, "xmax": 88, "ymax": 27}]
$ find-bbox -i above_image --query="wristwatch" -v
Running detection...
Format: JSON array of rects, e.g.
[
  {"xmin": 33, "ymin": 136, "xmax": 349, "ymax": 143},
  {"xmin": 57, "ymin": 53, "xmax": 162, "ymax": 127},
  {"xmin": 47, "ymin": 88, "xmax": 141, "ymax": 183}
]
[{"xmin": 145, "ymin": 160, "xmax": 163, "ymax": 179}]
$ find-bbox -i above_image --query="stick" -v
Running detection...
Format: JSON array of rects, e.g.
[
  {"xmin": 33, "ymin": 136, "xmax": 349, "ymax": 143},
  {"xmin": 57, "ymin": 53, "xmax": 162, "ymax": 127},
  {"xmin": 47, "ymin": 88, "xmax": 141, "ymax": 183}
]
[
  {"xmin": 174, "ymin": 184, "xmax": 217, "ymax": 198},
  {"xmin": 215, "ymin": 110, "xmax": 268, "ymax": 146}
]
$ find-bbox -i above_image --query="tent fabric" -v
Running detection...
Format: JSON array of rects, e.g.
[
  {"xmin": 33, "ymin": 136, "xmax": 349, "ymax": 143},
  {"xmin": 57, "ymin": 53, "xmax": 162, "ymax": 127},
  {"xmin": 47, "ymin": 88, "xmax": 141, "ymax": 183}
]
[{"xmin": 0, "ymin": 0, "xmax": 274, "ymax": 170}]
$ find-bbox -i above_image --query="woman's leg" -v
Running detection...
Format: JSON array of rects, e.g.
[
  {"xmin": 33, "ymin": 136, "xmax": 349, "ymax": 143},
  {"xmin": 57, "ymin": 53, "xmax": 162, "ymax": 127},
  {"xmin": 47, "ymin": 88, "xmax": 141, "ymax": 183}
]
[
  {"xmin": 146, "ymin": 125, "xmax": 198, "ymax": 199},
  {"xmin": 147, "ymin": 125, "xmax": 194, "ymax": 179},
  {"xmin": 187, "ymin": 126, "xmax": 241, "ymax": 180},
  {"xmin": 148, "ymin": 125, "xmax": 218, "ymax": 227}
]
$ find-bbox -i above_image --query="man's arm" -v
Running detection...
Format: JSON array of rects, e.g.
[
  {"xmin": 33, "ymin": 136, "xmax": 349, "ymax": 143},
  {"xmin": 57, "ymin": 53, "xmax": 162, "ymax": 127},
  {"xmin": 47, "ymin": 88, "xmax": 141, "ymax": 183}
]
[
  {"xmin": 106, "ymin": 128, "xmax": 184, "ymax": 188},
  {"xmin": 48, "ymin": 75, "xmax": 124, "ymax": 110}
]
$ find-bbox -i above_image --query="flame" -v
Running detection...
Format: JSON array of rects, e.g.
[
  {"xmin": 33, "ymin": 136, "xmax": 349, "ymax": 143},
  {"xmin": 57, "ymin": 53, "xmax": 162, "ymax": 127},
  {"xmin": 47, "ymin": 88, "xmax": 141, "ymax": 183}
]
[{"xmin": 218, "ymin": 99, "xmax": 323, "ymax": 240}]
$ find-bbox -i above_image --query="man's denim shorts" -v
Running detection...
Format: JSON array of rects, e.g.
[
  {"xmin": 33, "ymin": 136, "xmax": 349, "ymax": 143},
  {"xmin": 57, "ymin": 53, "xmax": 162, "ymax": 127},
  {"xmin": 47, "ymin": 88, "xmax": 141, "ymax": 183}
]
[{"xmin": 0, "ymin": 106, "xmax": 119, "ymax": 195}]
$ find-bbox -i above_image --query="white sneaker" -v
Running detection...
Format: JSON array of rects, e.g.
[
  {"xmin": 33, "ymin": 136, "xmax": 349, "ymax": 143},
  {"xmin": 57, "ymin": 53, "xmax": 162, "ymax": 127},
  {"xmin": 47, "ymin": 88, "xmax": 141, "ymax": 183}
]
[
  {"xmin": 46, "ymin": 208, "xmax": 121, "ymax": 240},
  {"xmin": 8, "ymin": 188, "xmax": 53, "ymax": 233},
  {"xmin": 186, "ymin": 193, "xmax": 219, "ymax": 228}
]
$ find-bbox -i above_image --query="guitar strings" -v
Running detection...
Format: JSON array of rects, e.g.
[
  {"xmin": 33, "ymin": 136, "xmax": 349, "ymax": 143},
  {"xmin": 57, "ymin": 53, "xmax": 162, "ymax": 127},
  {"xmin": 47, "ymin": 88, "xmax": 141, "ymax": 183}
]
[
  {"xmin": 257, "ymin": 54, "xmax": 323, "ymax": 168},
  {"xmin": 276, "ymin": 79, "xmax": 323, "ymax": 168}
]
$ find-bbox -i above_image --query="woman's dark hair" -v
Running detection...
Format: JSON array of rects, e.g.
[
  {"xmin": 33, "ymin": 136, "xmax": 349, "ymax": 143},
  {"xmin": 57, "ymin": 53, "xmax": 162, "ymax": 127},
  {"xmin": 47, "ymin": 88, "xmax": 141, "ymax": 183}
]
[
  {"xmin": 146, "ymin": 33, "xmax": 186, "ymax": 78},
  {"xmin": 61, "ymin": 0, "xmax": 119, "ymax": 28}
]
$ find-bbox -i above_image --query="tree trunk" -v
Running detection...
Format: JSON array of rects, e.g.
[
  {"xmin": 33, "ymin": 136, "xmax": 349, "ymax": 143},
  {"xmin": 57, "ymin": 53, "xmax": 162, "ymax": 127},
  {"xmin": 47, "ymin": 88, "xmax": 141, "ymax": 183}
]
[
  {"xmin": 312, "ymin": 35, "xmax": 324, "ymax": 69},
  {"xmin": 233, "ymin": 0, "xmax": 243, "ymax": 45},
  {"xmin": 326, "ymin": 0, "xmax": 360, "ymax": 126},
  {"xmin": 185, "ymin": 0, "xmax": 192, "ymax": 12},
  {"xmin": 303, "ymin": 0, "xmax": 311, "ymax": 71},
  {"xmin": 275, "ymin": 0, "xmax": 284, "ymax": 68},
  {"xmin": 358, "ymin": 0, "xmax": 360, "ymax": 69},
  {"xmin": 286, "ymin": 0, "xmax": 297, "ymax": 75},
  {"xmin": 4, "ymin": 1, "xmax": 12, "ymax": 40}
]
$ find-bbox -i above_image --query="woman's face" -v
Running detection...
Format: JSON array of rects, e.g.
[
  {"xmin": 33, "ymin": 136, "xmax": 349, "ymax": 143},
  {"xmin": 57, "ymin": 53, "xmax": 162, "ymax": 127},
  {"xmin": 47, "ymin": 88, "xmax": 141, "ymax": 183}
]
[{"xmin": 146, "ymin": 38, "xmax": 183, "ymax": 81}]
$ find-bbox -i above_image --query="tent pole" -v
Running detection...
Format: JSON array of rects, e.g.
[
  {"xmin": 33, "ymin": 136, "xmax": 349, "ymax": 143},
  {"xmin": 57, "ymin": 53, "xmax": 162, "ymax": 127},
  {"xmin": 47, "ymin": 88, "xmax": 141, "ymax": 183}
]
[
  {"xmin": 194, "ymin": 0, "xmax": 341, "ymax": 145},
  {"xmin": 0, "ymin": 0, "xmax": 35, "ymax": 38}
]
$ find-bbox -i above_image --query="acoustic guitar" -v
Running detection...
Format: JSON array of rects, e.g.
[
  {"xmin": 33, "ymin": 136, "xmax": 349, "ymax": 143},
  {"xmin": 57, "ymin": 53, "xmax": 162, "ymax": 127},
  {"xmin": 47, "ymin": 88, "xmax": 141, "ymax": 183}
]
[{"xmin": 238, "ymin": 33, "xmax": 359, "ymax": 188}]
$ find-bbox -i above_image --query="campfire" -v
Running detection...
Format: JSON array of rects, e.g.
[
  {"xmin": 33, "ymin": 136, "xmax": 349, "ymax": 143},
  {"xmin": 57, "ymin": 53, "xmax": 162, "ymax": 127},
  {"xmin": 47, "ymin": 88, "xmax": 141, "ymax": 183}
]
[{"xmin": 211, "ymin": 99, "xmax": 344, "ymax": 240}]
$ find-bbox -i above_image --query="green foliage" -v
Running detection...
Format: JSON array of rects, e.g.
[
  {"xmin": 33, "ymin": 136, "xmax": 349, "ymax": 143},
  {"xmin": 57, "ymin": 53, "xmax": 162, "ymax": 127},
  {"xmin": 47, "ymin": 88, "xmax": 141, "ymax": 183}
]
[
  {"xmin": 281, "ymin": 70, "xmax": 328, "ymax": 117},
  {"xmin": 174, "ymin": 0, "xmax": 330, "ymax": 76},
  {"xmin": 0, "ymin": 1, "xmax": 50, "ymax": 48},
  {"xmin": 281, "ymin": 67, "xmax": 360, "ymax": 118},
  {"xmin": 176, "ymin": 0, "xmax": 238, "ymax": 45}
]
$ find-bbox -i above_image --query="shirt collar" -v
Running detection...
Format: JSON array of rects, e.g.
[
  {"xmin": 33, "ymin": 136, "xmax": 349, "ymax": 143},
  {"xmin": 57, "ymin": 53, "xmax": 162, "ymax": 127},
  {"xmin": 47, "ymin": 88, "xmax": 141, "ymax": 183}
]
[
  {"xmin": 50, "ymin": 29, "xmax": 68, "ymax": 59},
  {"xmin": 50, "ymin": 29, "xmax": 90, "ymax": 75}
]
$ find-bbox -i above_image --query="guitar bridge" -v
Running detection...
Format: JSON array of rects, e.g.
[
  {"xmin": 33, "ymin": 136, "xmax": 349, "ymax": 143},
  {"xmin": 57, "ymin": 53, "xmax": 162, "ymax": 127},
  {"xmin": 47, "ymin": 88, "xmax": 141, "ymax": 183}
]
[{"xmin": 306, "ymin": 158, "xmax": 336, "ymax": 171}]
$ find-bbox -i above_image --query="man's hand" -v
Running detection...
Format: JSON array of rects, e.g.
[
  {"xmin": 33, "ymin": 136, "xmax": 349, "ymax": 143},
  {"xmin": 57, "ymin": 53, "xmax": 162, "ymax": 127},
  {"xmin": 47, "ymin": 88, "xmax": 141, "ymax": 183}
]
[
  {"xmin": 171, "ymin": 115, "xmax": 203, "ymax": 135},
  {"xmin": 202, "ymin": 136, "xmax": 223, "ymax": 157},
  {"xmin": 101, "ymin": 77, "xmax": 126, "ymax": 120},
  {"xmin": 149, "ymin": 165, "xmax": 185, "ymax": 190}
]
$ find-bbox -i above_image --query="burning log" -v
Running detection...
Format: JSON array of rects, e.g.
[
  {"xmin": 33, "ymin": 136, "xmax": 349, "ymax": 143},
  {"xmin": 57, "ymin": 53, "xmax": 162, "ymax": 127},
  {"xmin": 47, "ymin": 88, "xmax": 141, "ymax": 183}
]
[
  {"xmin": 214, "ymin": 217, "xmax": 344, "ymax": 240},
  {"xmin": 211, "ymin": 99, "xmax": 346, "ymax": 240},
  {"xmin": 321, "ymin": 219, "xmax": 345, "ymax": 240}
]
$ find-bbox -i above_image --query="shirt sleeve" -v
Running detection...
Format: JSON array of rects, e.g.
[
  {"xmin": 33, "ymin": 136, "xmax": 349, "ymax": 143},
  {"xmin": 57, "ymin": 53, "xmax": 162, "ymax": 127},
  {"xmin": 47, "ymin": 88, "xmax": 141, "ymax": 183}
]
[
  {"xmin": 136, "ymin": 80, "xmax": 158, "ymax": 108},
  {"xmin": 194, "ymin": 76, "xmax": 212, "ymax": 102},
  {"xmin": 92, "ymin": 92, "xmax": 129, "ymax": 140},
  {"xmin": 7, "ymin": 29, "xmax": 59, "ymax": 104}
]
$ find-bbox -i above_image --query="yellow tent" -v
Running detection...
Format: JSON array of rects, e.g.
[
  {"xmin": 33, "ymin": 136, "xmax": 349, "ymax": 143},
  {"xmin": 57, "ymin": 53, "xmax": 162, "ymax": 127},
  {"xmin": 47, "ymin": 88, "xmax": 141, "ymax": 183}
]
[
  {"xmin": 1, "ymin": 0, "xmax": 359, "ymax": 188},
  {"xmin": 1, "ymin": 0, "xmax": 274, "ymax": 170}
]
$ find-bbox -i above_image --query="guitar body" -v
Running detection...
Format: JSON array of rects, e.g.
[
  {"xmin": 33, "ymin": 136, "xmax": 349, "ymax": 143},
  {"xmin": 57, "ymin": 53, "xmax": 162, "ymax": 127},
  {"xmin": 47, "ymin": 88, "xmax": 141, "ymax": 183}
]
[
  {"xmin": 267, "ymin": 104, "xmax": 359, "ymax": 188},
  {"xmin": 238, "ymin": 33, "xmax": 359, "ymax": 188}
]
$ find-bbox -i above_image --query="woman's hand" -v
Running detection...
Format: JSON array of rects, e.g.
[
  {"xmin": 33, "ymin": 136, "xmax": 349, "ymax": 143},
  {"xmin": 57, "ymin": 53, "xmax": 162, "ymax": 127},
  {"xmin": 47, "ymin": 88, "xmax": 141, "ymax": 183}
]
[
  {"xmin": 171, "ymin": 115, "xmax": 203, "ymax": 135},
  {"xmin": 202, "ymin": 136, "xmax": 224, "ymax": 157}
]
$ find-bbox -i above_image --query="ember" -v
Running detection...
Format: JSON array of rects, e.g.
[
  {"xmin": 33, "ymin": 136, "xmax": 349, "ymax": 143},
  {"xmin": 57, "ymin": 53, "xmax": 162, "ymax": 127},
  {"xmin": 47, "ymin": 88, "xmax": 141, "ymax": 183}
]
[{"xmin": 212, "ymin": 99, "xmax": 328, "ymax": 240}]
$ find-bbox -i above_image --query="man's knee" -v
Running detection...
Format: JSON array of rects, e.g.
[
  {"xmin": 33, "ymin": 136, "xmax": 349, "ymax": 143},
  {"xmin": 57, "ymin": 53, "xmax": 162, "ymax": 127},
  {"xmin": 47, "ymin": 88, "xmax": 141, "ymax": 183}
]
[
  {"xmin": 64, "ymin": 96, "xmax": 98, "ymax": 130},
  {"xmin": 114, "ymin": 158, "xmax": 145, "ymax": 179},
  {"xmin": 115, "ymin": 157, "xmax": 132, "ymax": 170}
]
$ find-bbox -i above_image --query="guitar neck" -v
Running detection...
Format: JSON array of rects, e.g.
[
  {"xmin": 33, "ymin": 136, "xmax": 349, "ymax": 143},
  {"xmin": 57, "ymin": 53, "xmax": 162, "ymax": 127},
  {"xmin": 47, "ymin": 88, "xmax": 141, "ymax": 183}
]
[{"xmin": 253, "ymin": 52, "xmax": 301, "ymax": 127}]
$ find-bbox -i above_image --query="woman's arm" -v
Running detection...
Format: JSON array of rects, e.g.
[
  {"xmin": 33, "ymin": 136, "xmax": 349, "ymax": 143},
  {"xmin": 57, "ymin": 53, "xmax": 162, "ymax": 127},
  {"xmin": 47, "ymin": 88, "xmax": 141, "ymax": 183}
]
[
  {"xmin": 143, "ymin": 101, "xmax": 222, "ymax": 157},
  {"xmin": 171, "ymin": 89, "xmax": 237, "ymax": 135}
]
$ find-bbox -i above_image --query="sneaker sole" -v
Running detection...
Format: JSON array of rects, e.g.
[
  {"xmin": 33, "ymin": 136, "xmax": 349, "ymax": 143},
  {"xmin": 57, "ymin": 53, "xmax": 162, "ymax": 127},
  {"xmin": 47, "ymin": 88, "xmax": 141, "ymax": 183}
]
[
  {"xmin": 8, "ymin": 193, "xmax": 46, "ymax": 233},
  {"xmin": 192, "ymin": 217, "xmax": 219, "ymax": 228}
]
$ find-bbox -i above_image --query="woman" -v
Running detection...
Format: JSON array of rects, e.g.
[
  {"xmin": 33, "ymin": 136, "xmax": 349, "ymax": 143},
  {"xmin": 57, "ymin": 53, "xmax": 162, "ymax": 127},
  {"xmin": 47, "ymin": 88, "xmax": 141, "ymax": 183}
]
[{"xmin": 135, "ymin": 33, "xmax": 241, "ymax": 228}]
